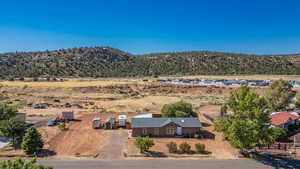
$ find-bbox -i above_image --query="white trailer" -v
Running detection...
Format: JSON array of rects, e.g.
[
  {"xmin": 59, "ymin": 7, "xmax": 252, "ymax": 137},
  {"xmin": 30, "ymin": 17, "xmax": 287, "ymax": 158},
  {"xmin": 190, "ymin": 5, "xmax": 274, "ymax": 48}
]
[
  {"xmin": 92, "ymin": 117, "xmax": 102, "ymax": 129},
  {"xmin": 118, "ymin": 115, "xmax": 127, "ymax": 127}
]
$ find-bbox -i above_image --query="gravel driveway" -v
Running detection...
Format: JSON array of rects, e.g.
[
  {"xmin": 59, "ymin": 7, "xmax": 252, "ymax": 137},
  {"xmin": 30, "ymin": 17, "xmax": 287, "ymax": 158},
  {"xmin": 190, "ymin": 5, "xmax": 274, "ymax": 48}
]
[{"xmin": 97, "ymin": 129, "xmax": 128, "ymax": 159}]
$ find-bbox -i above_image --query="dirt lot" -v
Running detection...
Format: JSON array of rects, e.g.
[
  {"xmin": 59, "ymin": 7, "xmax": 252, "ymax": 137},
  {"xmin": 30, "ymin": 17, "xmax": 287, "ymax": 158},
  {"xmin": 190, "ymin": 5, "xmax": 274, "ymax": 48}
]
[{"xmin": 44, "ymin": 113, "xmax": 135, "ymax": 158}]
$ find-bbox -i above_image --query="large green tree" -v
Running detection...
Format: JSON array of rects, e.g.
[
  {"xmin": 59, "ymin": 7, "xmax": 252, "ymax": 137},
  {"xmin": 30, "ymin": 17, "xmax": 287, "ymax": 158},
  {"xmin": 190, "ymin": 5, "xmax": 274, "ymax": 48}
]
[
  {"xmin": 265, "ymin": 80, "xmax": 295, "ymax": 112},
  {"xmin": 0, "ymin": 117, "xmax": 27, "ymax": 148},
  {"xmin": 161, "ymin": 101, "xmax": 197, "ymax": 117},
  {"xmin": 22, "ymin": 128, "xmax": 44, "ymax": 155},
  {"xmin": 0, "ymin": 103, "xmax": 17, "ymax": 120},
  {"xmin": 0, "ymin": 158, "xmax": 53, "ymax": 169},
  {"xmin": 214, "ymin": 85, "xmax": 285, "ymax": 149}
]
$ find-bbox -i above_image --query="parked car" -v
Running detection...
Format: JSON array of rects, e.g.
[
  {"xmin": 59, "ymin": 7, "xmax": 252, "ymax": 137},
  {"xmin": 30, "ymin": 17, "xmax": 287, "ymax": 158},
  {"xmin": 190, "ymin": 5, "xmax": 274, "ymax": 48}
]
[
  {"xmin": 47, "ymin": 120, "xmax": 57, "ymax": 126},
  {"xmin": 34, "ymin": 104, "xmax": 46, "ymax": 109}
]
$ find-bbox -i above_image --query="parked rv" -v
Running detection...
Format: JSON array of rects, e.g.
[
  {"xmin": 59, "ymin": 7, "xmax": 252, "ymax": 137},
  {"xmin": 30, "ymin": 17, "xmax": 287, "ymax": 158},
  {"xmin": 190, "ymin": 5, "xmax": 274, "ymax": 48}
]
[{"xmin": 92, "ymin": 117, "xmax": 102, "ymax": 129}]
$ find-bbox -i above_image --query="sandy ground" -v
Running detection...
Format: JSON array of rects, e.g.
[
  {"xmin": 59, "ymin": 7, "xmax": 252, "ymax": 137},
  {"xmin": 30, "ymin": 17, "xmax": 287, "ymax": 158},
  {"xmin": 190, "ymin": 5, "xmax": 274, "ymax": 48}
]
[
  {"xmin": 46, "ymin": 113, "xmax": 136, "ymax": 158},
  {"xmin": 47, "ymin": 114, "xmax": 109, "ymax": 157},
  {"xmin": 20, "ymin": 107, "xmax": 90, "ymax": 117}
]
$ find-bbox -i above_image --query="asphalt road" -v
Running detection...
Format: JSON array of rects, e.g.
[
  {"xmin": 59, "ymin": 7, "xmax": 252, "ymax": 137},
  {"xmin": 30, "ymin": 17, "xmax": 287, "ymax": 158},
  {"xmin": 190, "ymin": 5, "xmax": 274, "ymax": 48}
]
[{"xmin": 38, "ymin": 159, "xmax": 275, "ymax": 169}]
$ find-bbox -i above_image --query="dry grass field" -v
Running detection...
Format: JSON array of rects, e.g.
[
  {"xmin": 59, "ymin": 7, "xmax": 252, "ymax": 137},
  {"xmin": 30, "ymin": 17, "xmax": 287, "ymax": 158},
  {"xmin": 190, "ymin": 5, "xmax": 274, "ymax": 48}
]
[
  {"xmin": 0, "ymin": 78, "xmax": 150, "ymax": 87},
  {"xmin": 0, "ymin": 76, "xmax": 299, "ymax": 159}
]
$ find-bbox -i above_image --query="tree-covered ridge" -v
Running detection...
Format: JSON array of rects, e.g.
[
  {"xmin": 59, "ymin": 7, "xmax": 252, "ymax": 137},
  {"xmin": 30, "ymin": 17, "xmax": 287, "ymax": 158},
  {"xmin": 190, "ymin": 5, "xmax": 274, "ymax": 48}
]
[{"xmin": 1, "ymin": 47, "xmax": 300, "ymax": 78}]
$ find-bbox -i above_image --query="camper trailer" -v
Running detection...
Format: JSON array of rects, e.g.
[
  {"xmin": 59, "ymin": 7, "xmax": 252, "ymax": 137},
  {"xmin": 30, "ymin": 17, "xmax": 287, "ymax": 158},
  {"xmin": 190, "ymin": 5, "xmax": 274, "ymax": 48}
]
[
  {"xmin": 104, "ymin": 117, "xmax": 116, "ymax": 129},
  {"xmin": 118, "ymin": 115, "xmax": 127, "ymax": 127},
  {"xmin": 92, "ymin": 117, "xmax": 102, "ymax": 129}
]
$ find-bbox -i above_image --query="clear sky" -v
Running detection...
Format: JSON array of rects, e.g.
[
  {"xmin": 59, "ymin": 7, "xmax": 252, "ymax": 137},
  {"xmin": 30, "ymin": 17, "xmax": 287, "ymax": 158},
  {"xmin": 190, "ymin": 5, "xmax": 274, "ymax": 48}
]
[{"xmin": 0, "ymin": 0, "xmax": 300, "ymax": 54}]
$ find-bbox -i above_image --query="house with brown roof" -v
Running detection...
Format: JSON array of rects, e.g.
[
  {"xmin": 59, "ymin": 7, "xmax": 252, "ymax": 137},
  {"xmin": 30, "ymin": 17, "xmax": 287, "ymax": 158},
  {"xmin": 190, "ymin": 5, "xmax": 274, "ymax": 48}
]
[
  {"xmin": 270, "ymin": 112, "xmax": 300, "ymax": 130},
  {"xmin": 131, "ymin": 118, "xmax": 201, "ymax": 137}
]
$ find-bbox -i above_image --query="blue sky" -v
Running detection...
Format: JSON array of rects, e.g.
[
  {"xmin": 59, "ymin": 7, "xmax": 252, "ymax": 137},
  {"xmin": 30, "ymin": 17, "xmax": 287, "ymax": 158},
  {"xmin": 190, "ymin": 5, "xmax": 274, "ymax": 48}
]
[{"xmin": 0, "ymin": 0, "xmax": 300, "ymax": 54}]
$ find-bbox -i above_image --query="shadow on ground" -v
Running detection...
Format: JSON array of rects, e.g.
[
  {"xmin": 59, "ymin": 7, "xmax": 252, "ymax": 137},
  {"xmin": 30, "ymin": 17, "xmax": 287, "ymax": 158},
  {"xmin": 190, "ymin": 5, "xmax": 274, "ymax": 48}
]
[
  {"xmin": 144, "ymin": 151, "xmax": 167, "ymax": 157},
  {"xmin": 255, "ymin": 155, "xmax": 300, "ymax": 169},
  {"xmin": 37, "ymin": 149, "xmax": 57, "ymax": 157}
]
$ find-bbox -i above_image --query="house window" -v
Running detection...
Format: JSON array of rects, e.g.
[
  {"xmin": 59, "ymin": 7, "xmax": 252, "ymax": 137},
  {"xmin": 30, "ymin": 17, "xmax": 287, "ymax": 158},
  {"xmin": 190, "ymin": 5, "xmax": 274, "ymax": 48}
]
[
  {"xmin": 166, "ymin": 127, "xmax": 175, "ymax": 135},
  {"xmin": 154, "ymin": 128, "xmax": 159, "ymax": 135},
  {"xmin": 142, "ymin": 128, "xmax": 147, "ymax": 135}
]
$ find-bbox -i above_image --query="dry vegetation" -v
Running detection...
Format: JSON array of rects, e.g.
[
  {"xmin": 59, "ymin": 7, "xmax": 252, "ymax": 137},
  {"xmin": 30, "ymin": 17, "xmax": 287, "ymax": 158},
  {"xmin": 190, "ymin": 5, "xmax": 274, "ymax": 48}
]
[{"xmin": 0, "ymin": 76, "xmax": 298, "ymax": 159}]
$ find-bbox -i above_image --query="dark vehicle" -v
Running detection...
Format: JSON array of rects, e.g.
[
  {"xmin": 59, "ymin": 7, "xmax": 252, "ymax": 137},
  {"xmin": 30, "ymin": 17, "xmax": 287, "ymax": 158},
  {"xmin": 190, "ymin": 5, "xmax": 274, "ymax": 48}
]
[
  {"xmin": 34, "ymin": 104, "xmax": 46, "ymax": 109},
  {"xmin": 47, "ymin": 120, "xmax": 57, "ymax": 126}
]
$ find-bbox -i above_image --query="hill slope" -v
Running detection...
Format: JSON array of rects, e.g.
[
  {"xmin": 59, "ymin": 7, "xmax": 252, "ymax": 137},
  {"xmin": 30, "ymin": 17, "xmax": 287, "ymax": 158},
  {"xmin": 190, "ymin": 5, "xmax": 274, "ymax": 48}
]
[{"xmin": 1, "ymin": 47, "xmax": 300, "ymax": 78}]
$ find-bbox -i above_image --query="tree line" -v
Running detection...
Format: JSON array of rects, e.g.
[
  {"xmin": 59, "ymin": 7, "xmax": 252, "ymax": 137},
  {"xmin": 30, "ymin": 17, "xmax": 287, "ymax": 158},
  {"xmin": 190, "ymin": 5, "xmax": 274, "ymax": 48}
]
[{"xmin": 1, "ymin": 47, "xmax": 300, "ymax": 79}]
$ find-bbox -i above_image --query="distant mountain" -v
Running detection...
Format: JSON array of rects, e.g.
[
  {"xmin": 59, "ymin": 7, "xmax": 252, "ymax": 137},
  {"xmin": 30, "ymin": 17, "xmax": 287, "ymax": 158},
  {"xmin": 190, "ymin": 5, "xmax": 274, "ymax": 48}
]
[{"xmin": 1, "ymin": 47, "xmax": 300, "ymax": 78}]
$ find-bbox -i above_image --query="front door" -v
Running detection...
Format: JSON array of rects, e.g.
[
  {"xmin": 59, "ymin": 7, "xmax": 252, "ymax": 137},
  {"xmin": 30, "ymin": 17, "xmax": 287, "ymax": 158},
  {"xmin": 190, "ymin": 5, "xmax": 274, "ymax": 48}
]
[{"xmin": 176, "ymin": 127, "xmax": 182, "ymax": 135}]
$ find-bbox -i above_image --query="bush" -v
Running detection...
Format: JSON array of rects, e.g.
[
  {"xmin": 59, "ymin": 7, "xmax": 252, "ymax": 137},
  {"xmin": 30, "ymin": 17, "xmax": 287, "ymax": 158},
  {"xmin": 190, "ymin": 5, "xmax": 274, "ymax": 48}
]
[
  {"xmin": 195, "ymin": 143, "xmax": 206, "ymax": 153},
  {"xmin": 288, "ymin": 124, "xmax": 298, "ymax": 132},
  {"xmin": 179, "ymin": 142, "xmax": 191, "ymax": 153},
  {"xmin": 166, "ymin": 141, "xmax": 177, "ymax": 153},
  {"xmin": 194, "ymin": 131, "xmax": 204, "ymax": 139},
  {"xmin": 0, "ymin": 158, "xmax": 53, "ymax": 169},
  {"xmin": 58, "ymin": 123, "xmax": 67, "ymax": 131}
]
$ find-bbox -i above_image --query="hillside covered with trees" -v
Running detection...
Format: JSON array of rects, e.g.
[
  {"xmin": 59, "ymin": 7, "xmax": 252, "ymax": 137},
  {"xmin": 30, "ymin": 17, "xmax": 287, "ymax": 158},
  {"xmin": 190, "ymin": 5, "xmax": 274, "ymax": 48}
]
[{"xmin": 1, "ymin": 47, "xmax": 300, "ymax": 78}]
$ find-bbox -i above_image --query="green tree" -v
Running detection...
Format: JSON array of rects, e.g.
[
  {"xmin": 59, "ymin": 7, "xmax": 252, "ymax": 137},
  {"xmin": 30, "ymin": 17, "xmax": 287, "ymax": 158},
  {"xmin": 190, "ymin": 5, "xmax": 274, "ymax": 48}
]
[
  {"xmin": 0, "ymin": 117, "xmax": 27, "ymax": 148},
  {"xmin": 295, "ymin": 94, "xmax": 300, "ymax": 109},
  {"xmin": 214, "ymin": 85, "xmax": 285, "ymax": 149},
  {"xmin": 22, "ymin": 128, "xmax": 44, "ymax": 155},
  {"xmin": 134, "ymin": 136, "xmax": 155, "ymax": 153},
  {"xmin": 266, "ymin": 80, "xmax": 295, "ymax": 111},
  {"xmin": 0, "ymin": 158, "xmax": 53, "ymax": 169},
  {"xmin": 0, "ymin": 103, "xmax": 17, "ymax": 120},
  {"xmin": 161, "ymin": 101, "xmax": 197, "ymax": 117}
]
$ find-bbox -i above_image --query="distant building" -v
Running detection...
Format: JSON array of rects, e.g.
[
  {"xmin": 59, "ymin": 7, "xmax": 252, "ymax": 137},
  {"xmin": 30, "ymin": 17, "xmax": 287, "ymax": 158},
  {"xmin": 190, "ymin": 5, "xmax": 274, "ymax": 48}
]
[{"xmin": 270, "ymin": 112, "xmax": 300, "ymax": 130}]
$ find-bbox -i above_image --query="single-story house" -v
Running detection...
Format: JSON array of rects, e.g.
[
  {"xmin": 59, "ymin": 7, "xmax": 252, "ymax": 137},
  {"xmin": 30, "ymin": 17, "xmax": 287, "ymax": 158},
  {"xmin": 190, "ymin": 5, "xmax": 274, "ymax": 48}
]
[
  {"xmin": 270, "ymin": 112, "xmax": 300, "ymax": 130},
  {"xmin": 131, "ymin": 118, "xmax": 201, "ymax": 137}
]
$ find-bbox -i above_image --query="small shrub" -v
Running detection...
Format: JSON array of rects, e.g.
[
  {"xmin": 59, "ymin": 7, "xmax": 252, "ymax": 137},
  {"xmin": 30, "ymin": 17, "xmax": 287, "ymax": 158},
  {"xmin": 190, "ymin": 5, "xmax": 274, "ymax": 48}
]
[
  {"xmin": 58, "ymin": 123, "xmax": 67, "ymax": 131},
  {"xmin": 166, "ymin": 141, "xmax": 177, "ymax": 153},
  {"xmin": 179, "ymin": 142, "xmax": 191, "ymax": 153},
  {"xmin": 195, "ymin": 143, "xmax": 206, "ymax": 153},
  {"xmin": 194, "ymin": 131, "xmax": 204, "ymax": 139},
  {"xmin": 54, "ymin": 99, "xmax": 60, "ymax": 103}
]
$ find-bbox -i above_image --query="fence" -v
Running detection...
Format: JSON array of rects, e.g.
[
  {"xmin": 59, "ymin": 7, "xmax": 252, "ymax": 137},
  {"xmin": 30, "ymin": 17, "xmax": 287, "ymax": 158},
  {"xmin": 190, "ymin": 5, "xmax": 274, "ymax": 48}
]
[{"xmin": 259, "ymin": 143, "xmax": 299, "ymax": 151}]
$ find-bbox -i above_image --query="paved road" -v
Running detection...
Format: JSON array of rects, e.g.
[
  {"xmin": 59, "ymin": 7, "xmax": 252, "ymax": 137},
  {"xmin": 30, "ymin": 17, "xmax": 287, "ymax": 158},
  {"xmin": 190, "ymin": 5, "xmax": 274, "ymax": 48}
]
[{"xmin": 38, "ymin": 159, "xmax": 275, "ymax": 169}]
